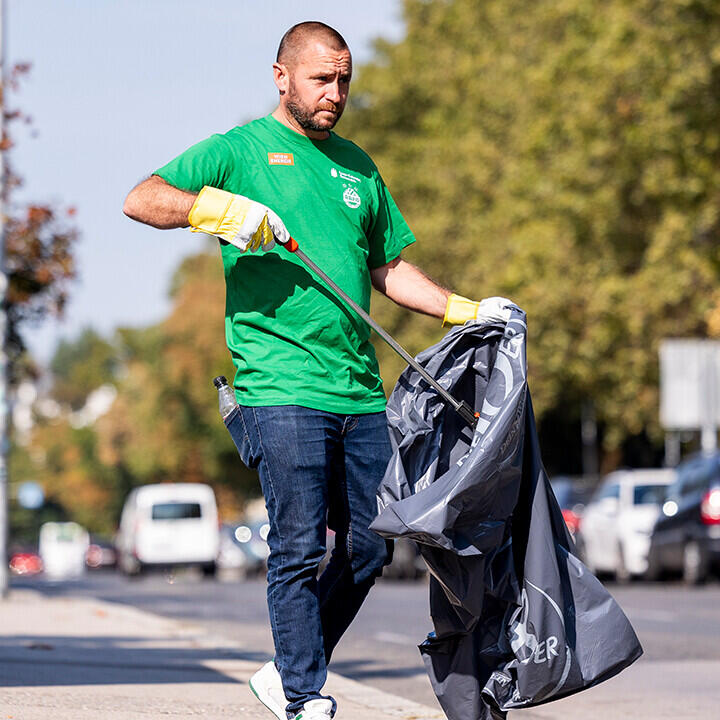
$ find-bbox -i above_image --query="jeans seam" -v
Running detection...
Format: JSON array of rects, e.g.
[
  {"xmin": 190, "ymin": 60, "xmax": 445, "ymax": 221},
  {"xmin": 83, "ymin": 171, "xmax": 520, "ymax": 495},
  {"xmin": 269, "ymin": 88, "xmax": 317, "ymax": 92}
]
[
  {"xmin": 236, "ymin": 407, "xmax": 251, "ymax": 455},
  {"xmin": 315, "ymin": 415, "xmax": 353, "ymax": 616},
  {"xmin": 339, "ymin": 428, "xmax": 354, "ymax": 561},
  {"xmin": 250, "ymin": 407, "xmax": 286, "ymax": 666},
  {"xmin": 345, "ymin": 480, "xmax": 353, "ymax": 560}
]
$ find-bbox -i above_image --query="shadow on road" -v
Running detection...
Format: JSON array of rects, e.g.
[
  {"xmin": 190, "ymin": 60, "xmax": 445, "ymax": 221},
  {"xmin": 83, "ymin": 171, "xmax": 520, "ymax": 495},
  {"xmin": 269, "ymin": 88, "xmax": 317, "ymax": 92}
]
[
  {"xmin": 330, "ymin": 658, "xmax": 426, "ymax": 680},
  {"xmin": 0, "ymin": 634, "xmax": 266, "ymax": 687}
]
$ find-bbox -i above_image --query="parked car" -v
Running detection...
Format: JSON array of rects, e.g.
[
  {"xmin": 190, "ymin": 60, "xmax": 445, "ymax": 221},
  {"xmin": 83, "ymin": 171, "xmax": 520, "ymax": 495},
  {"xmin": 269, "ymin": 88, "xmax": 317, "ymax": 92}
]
[
  {"xmin": 323, "ymin": 530, "xmax": 425, "ymax": 580},
  {"xmin": 85, "ymin": 535, "xmax": 117, "ymax": 570},
  {"xmin": 9, "ymin": 549, "xmax": 43, "ymax": 576},
  {"xmin": 39, "ymin": 521, "xmax": 89, "ymax": 579},
  {"xmin": 116, "ymin": 483, "xmax": 219, "ymax": 576},
  {"xmin": 646, "ymin": 452, "xmax": 720, "ymax": 584},
  {"xmin": 578, "ymin": 468, "xmax": 675, "ymax": 581},
  {"xmin": 550, "ymin": 476, "xmax": 594, "ymax": 540},
  {"xmin": 217, "ymin": 523, "xmax": 250, "ymax": 575},
  {"xmin": 217, "ymin": 521, "xmax": 269, "ymax": 576}
]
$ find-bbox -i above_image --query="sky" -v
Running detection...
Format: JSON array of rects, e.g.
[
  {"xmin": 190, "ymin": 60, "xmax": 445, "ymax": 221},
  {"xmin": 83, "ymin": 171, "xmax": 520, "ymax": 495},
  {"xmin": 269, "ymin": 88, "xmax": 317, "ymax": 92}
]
[{"xmin": 6, "ymin": 0, "xmax": 405, "ymax": 365}]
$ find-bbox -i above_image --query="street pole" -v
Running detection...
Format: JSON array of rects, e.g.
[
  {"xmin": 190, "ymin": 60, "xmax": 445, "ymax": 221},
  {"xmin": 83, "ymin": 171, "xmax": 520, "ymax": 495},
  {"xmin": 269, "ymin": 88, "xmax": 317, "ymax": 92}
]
[
  {"xmin": 700, "ymin": 343, "xmax": 718, "ymax": 454},
  {"xmin": 0, "ymin": 0, "xmax": 9, "ymax": 599}
]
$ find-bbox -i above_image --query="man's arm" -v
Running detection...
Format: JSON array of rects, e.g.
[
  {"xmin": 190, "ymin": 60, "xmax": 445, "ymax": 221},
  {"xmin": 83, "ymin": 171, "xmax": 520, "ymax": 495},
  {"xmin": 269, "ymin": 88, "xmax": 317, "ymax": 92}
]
[
  {"xmin": 123, "ymin": 175, "xmax": 197, "ymax": 229},
  {"xmin": 124, "ymin": 176, "xmax": 290, "ymax": 252},
  {"xmin": 370, "ymin": 257, "xmax": 450, "ymax": 319}
]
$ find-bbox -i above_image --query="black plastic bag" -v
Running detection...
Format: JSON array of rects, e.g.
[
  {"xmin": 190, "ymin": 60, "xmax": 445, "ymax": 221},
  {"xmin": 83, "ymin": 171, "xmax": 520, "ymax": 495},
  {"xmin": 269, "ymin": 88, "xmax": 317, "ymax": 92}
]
[{"xmin": 370, "ymin": 310, "xmax": 642, "ymax": 720}]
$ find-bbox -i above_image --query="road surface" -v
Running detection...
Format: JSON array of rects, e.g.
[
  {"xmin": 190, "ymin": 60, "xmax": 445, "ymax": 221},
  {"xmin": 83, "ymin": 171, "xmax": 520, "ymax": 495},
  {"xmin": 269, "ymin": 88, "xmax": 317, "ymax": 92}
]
[{"xmin": 12, "ymin": 572, "xmax": 720, "ymax": 710}]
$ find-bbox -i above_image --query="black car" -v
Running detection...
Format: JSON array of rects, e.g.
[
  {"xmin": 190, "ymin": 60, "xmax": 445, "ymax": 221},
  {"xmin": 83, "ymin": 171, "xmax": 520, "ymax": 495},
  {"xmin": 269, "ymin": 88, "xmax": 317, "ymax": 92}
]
[{"xmin": 646, "ymin": 451, "xmax": 720, "ymax": 584}]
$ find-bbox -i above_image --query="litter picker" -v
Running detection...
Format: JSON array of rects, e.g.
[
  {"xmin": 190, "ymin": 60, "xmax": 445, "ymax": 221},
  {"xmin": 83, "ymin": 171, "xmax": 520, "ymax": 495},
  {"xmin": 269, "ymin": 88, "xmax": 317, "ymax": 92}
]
[{"xmin": 280, "ymin": 237, "xmax": 479, "ymax": 429}]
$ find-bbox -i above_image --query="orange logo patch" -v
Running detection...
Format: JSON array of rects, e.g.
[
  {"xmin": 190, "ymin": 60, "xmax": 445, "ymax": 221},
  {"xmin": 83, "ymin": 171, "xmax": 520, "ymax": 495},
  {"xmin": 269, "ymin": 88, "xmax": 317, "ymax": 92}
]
[{"xmin": 268, "ymin": 152, "xmax": 294, "ymax": 166}]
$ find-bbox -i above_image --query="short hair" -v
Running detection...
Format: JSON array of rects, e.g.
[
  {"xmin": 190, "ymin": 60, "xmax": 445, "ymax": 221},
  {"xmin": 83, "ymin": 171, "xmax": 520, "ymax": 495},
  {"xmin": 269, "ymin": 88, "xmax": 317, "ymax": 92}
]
[{"xmin": 276, "ymin": 21, "xmax": 349, "ymax": 67}]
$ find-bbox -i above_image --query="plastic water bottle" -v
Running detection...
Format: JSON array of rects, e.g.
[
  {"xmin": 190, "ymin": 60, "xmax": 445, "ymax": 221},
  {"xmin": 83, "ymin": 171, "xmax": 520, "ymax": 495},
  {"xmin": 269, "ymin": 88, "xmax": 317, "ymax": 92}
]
[{"xmin": 213, "ymin": 376, "xmax": 237, "ymax": 419}]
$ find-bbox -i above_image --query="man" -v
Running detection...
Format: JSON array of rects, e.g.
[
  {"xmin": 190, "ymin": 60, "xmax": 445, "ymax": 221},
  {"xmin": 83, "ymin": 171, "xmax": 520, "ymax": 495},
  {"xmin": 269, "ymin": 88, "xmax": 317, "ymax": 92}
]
[{"xmin": 124, "ymin": 21, "xmax": 510, "ymax": 720}]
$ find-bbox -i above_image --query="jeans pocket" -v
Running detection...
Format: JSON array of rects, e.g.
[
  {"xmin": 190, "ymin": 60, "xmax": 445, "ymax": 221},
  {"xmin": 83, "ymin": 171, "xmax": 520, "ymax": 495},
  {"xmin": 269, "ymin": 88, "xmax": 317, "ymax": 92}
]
[
  {"xmin": 225, "ymin": 407, "xmax": 255, "ymax": 468},
  {"xmin": 222, "ymin": 406, "xmax": 240, "ymax": 427}
]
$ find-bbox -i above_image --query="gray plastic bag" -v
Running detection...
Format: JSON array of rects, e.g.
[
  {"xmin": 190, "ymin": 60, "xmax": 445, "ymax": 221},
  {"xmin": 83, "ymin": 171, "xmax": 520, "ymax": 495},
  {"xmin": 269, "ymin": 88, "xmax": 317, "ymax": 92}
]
[{"xmin": 371, "ymin": 309, "xmax": 642, "ymax": 720}]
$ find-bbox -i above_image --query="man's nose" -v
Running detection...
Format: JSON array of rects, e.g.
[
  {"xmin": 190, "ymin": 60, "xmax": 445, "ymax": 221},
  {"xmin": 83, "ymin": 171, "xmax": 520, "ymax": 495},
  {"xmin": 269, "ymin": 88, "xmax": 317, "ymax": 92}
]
[{"xmin": 325, "ymin": 81, "xmax": 341, "ymax": 103}]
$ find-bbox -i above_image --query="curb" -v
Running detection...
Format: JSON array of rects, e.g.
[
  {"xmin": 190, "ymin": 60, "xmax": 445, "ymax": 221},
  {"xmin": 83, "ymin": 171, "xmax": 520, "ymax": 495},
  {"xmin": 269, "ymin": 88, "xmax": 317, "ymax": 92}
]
[{"xmin": 7, "ymin": 589, "xmax": 445, "ymax": 720}]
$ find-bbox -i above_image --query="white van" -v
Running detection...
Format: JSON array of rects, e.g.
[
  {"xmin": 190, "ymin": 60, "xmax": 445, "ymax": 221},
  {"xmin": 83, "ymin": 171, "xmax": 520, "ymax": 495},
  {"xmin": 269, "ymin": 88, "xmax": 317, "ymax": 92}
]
[
  {"xmin": 39, "ymin": 521, "xmax": 89, "ymax": 579},
  {"xmin": 116, "ymin": 483, "xmax": 219, "ymax": 576}
]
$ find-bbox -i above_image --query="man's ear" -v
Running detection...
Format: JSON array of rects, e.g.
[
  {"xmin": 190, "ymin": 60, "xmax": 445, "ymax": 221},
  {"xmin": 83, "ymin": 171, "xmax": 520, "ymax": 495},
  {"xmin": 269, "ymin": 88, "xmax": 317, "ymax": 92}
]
[{"xmin": 273, "ymin": 62, "xmax": 289, "ymax": 95}]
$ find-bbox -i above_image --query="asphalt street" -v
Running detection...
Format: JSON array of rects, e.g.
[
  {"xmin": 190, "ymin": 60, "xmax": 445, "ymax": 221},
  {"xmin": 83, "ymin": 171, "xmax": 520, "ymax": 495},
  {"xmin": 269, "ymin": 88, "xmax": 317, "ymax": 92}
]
[{"xmin": 11, "ymin": 572, "xmax": 720, "ymax": 711}]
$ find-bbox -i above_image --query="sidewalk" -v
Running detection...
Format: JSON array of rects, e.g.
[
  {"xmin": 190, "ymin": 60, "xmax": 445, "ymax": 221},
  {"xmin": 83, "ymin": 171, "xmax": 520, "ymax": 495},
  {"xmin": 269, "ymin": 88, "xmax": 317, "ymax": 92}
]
[
  {"xmin": 1, "ymin": 589, "xmax": 717, "ymax": 719},
  {"xmin": 0, "ymin": 589, "xmax": 444, "ymax": 719}
]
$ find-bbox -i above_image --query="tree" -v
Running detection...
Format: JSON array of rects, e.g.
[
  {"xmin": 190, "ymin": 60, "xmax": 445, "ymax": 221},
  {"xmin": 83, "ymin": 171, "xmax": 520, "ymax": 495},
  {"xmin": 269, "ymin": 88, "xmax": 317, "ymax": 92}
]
[
  {"xmin": 50, "ymin": 328, "xmax": 117, "ymax": 410},
  {"xmin": 339, "ymin": 0, "xmax": 720, "ymax": 469},
  {"xmin": 94, "ymin": 246, "xmax": 256, "ymax": 519},
  {"xmin": 21, "ymin": 245, "xmax": 256, "ymax": 532},
  {"xmin": 3, "ymin": 64, "xmax": 81, "ymax": 542},
  {"xmin": 2, "ymin": 63, "xmax": 78, "ymax": 382},
  {"xmin": 18, "ymin": 420, "xmax": 117, "ymax": 536}
]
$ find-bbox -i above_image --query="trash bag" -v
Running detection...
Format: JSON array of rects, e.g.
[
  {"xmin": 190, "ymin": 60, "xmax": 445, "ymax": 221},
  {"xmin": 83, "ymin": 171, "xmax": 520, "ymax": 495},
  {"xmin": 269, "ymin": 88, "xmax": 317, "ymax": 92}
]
[{"xmin": 370, "ymin": 309, "xmax": 642, "ymax": 720}]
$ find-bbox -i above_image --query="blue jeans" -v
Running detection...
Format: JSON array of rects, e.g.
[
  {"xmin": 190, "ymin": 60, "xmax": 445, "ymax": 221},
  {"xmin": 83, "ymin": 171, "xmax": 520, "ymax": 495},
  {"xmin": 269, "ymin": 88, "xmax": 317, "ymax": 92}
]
[{"xmin": 225, "ymin": 405, "xmax": 393, "ymax": 716}]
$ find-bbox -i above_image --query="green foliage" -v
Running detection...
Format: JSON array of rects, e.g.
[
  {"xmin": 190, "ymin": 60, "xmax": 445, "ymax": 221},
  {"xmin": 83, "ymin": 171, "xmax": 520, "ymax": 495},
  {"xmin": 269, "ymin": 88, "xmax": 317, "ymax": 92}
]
[
  {"xmin": 50, "ymin": 328, "xmax": 118, "ymax": 410},
  {"xmin": 339, "ymin": 0, "xmax": 720, "ymax": 453},
  {"xmin": 5, "ymin": 65, "xmax": 80, "ymax": 543},
  {"xmin": 8, "ymin": 443, "xmax": 67, "ymax": 545},
  {"xmin": 23, "ymin": 249, "xmax": 258, "ymax": 533},
  {"xmin": 11, "ymin": 420, "xmax": 119, "ymax": 537},
  {"xmin": 23, "ymin": 0, "xmax": 720, "ymax": 536},
  {"xmin": 97, "ymin": 249, "xmax": 259, "ymax": 514}
]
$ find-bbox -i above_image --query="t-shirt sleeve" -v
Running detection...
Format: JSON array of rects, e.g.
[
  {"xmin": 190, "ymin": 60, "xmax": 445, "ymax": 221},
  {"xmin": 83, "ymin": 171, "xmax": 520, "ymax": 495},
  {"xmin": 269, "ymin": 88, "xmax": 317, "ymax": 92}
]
[
  {"xmin": 366, "ymin": 170, "xmax": 416, "ymax": 269},
  {"xmin": 153, "ymin": 133, "xmax": 238, "ymax": 192}
]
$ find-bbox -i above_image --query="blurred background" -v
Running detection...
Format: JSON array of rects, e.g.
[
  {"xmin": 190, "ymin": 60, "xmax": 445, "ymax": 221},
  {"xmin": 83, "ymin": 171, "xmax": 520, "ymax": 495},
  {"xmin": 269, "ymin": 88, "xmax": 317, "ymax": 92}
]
[{"xmin": 2, "ymin": 0, "xmax": 720, "ymax": 593}]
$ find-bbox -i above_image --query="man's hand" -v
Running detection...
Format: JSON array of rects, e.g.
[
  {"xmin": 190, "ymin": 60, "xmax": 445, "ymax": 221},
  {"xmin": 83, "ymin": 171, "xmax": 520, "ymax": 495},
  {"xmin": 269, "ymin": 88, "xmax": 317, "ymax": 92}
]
[
  {"xmin": 188, "ymin": 186, "xmax": 290, "ymax": 252},
  {"xmin": 443, "ymin": 294, "xmax": 515, "ymax": 327}
]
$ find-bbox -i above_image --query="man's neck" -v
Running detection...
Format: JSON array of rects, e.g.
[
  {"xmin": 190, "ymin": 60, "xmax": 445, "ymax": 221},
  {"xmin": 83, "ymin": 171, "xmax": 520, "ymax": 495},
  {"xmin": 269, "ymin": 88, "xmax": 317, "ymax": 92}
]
[{"xmin": 271, "ymin": 106, "xmax": 330, "ymax": 140}]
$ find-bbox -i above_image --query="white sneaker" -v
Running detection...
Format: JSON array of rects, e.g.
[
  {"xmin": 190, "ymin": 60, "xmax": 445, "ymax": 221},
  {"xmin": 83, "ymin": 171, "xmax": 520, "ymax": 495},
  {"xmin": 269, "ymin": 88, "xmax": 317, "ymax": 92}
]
[
  {"xmin": 293, "ymin": 698, "xmax": 334, "ymax": 720},
  {"xmin": 249, "ymin": 661, "xmax": 288, "ymax": 720}
]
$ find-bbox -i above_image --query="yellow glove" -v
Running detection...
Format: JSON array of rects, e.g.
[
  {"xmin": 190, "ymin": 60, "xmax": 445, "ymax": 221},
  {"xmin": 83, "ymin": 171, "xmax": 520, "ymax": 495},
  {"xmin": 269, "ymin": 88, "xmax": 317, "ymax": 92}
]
[
  {"xmin": 188, "ymin": 186, "xmax": 290, "ymax": 252},
  {"xmin": 443, "ymin": 294, "xmax": 515, "ymax": 327}
]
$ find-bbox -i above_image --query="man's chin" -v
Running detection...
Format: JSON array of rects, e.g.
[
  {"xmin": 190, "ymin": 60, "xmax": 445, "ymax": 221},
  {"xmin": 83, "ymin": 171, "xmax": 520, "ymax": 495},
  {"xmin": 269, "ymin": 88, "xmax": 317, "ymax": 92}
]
[{"xmin": 316, "ymin": 110, "xmax": 341, "ymax": 128}]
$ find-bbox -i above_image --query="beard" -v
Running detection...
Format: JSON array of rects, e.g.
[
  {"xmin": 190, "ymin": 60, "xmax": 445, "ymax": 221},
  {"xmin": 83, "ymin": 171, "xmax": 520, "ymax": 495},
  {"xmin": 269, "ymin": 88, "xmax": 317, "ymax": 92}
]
[{"xmin": 285, "ymin": 82, "xmax": 343, "ymax": 132}]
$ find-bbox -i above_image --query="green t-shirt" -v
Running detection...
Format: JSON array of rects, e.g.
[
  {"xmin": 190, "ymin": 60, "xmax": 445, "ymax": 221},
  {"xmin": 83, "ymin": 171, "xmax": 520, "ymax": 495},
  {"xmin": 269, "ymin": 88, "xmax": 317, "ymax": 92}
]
[{"xmin": 154, "ymin": 115, "xmax": 415, "ymax": 413}]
